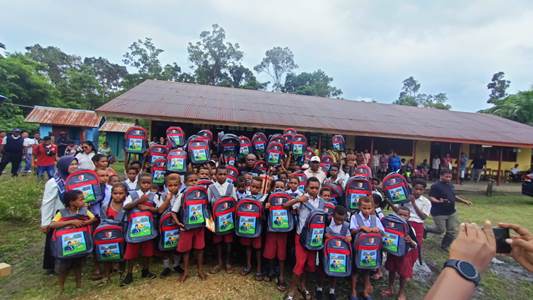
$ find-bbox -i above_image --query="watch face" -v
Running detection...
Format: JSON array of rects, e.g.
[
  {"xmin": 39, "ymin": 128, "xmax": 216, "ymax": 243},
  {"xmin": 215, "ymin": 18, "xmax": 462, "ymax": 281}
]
[{"xmin": 459, "ymin": 261, "xmax": 477, "ymax": 278}]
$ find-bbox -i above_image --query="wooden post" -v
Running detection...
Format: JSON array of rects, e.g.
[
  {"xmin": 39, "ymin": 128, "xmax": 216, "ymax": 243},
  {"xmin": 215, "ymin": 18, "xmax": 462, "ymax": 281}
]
[
  {"xmin": 318, "ymin": 134, "xmax": 322, "ymax": 152},
  {"xmin": 412, "ymin": 140, "xmax": 417, "ymax": 164},
  {"xmin": 497, "ymin": 147, "xmax": 503, "ymax": 186},
  {"xmin": 370, "ymin": 137, "xmax": 374, "ymax": 154},
  {"xmin": 456, "ymin": 143, "xmax": 462, "ymax": 184}
]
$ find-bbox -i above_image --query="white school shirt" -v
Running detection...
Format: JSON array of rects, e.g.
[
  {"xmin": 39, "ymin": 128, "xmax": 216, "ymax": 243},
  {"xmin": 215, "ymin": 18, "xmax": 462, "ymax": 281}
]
[
  {"xmin": 171, "ymin": 193, "xmax": 184, "ymax": 213},
  {"xmin": 349, "ymin": 211, "xmax": 384, "ymax": 232},
  {"xmin": 124, "ymin": 190, "xmax": 160, "ymax": 206},
  {"xmin": 285, "ymin": 188, "xmax": 303, "ymax": 198},
  {"xmin": 293, "ymin": 194, "xmax": 323, "ymax": 235},
  {"xmin": 155, "ymin": 192, "xmax": 181, "ymax": 211},
  {"xmin": 327, "ymin": 222, "xmax": 351, "ymax": 237},
  {"xmin": 401, "ymin": 195, "xmax": 432, "ymax": 224},
  {"xmin": 40, "ymin": 178, "xmax": 65, "ymax": 227},
  {"xmin": 208, "ymin": 181, "xmax": 237, "ymax": 205},
  {"xmin": 124, "ymin": 177, "xmax": 138, "ymax": 191}
]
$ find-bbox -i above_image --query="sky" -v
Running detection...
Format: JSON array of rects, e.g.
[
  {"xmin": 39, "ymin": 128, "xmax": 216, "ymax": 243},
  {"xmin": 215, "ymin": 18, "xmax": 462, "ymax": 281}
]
[{"xmin": 1, "ymin": 0, "xmax": 533, "ymax": 112}]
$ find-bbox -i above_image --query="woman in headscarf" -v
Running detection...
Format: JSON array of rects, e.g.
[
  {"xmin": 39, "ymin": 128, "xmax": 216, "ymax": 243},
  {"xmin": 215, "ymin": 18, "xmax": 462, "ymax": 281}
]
[{"xmin": 40, "ymin": 156, "xmax": 78, "ymax": 273}]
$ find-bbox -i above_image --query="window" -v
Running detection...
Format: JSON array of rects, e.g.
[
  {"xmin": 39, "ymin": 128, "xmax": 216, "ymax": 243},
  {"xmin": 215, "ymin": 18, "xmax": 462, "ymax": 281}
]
[
  {"xmin": 355, "ymin": 136, "xmax": 413, "ymax": 156},
  {"xmin": 469, "ymin": 145, "xmax": 517, "ymax": 162}
]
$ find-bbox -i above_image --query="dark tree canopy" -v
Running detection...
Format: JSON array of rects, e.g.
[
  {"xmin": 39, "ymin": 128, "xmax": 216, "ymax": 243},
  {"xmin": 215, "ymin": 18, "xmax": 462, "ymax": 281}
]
[
  {"xmin": 255, "ymin": 46, "xmax": 298, "ymax": 91},
  {"xmin": 394, "ymin": 76, "xmax": 451, "ymax": 110},
  {"xmin": 283, "ymin": 69, "xmax": 342, "ymax": 98}
]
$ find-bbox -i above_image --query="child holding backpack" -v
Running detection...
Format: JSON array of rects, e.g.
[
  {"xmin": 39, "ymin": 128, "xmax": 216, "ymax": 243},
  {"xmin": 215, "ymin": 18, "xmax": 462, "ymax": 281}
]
[
  {"xmin": 208, "ymin": 166, "xmax": 237, "ymax": 274},
  {"xmin": 350, "ymin": 196, "xmax": 384, "ymax": 300},
  {"xmin": 382, "ymin": 206, "xmax": 418, "ymax": 300},
  {"xmin": 121, "ymin": 174, "xmax": 159, "ymax": 286},
  {"xmin": 49, "ymin": 190, "xmax": 97, "ymax": 293}
]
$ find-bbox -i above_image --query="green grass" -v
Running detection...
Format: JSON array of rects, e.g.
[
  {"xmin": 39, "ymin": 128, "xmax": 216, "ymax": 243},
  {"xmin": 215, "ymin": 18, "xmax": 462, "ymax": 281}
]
[{"xmin": 1, "ymin": 173, "xmax": 532, "ymax": 299}]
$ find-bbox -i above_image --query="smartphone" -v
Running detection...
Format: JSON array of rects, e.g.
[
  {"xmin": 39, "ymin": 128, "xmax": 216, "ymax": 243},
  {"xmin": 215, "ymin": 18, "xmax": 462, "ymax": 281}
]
[{"xmin": 493, "ymin": 227, "xmax": 512, "ymax": 254}]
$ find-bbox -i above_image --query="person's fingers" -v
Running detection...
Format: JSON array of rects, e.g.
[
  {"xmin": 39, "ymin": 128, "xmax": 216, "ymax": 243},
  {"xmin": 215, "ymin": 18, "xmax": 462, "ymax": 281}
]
[
  {"xmin": 483, "ymin": 220, "xmax": 496, "ymax": 248},
  {"xmin": 506, "ymin": 237, "xmax": 533, "ymax": 252},
  {"xmin": 466, "ymin": 223, "xmax": 478, "ymax": 240},
  {"xmin": 458, "ymin": 223, "xmax": 467, "ymax": 239},
  {"xmin": 499, "ymin": 223, "xmax": 532, "ymax": 237}
]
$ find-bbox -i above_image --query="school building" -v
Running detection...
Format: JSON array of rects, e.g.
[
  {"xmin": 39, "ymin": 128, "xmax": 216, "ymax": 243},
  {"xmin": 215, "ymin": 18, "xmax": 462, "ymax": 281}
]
[{"xmin": 96, "ymin": 80, "xmax": 533, "ymax": 184}]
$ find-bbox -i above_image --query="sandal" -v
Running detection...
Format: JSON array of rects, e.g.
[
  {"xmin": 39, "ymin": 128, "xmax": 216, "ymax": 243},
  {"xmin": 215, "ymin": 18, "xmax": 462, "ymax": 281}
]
[
  {"xmin": 298, "ymin": 287, "xmax": 312, "ymax": 300},
  {"xmin": 276, "ymin": 279, "xmax": 288, "ymax": 292},
  {"xmin": 240, "ymin": 266, "xmax": 252, "ymax": 276},
  {"xmin": 380, "ymin": 289, "xmax": 394, "ymax": 297},
  {"xmin": 254, "ymin": 272, "xmax": 263, "ymax": 281}
]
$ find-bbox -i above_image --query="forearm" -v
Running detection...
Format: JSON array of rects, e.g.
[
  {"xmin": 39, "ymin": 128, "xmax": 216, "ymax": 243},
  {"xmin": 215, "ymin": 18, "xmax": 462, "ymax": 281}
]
[
  {"xmin": 283, "ymin": 198, "xmax": 300, "ymax": 208},
  {"xmin": 424, "ymin": 268, "xmax": 476, "ymax": 300},
  {"xmin": 123, "ymin": 201, "xmax": 139, "ymax": 210},
  {"xmin": 49, "ymin": 221, "xmax": 72, "ymax": 229},
  {"xmin": 413, "ymin": 203, "xmax": 427, "ymax": 219},
  {"xmin": 429, "ymin": 196, "xmax": 441, "ymax": 204}
]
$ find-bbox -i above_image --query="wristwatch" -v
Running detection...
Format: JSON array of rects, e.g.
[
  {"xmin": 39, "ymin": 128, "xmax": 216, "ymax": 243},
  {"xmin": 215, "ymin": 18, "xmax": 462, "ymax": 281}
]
[{"xmin": 443, "ymin": 259, "xmax": 480, "ymax": 286}]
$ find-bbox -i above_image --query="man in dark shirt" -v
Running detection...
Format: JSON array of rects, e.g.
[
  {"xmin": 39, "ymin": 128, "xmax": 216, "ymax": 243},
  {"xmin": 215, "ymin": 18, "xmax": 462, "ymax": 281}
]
[
  {"xmin": 0, "ymin": 128, "xmax": 24, "ymax": 177},
  {"xmin": 470, "ymin": 155, "xmax": 486, "ymax": 183},
  {"xmin": 239, "ymin": 153, "xmax": 262, "ymax": 176},
  {"xmin": 425, "ymin": 169, "xmax": 472, "ymax": 250},
  {"xmin": 55, "ymin": 131, "xmax": 68, "ymax": 157}
]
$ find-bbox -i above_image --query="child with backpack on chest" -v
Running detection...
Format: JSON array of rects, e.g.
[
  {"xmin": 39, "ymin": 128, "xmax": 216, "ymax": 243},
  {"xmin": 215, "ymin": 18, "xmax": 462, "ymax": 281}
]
[
  {"xmin": 170, "ymin": 172, "xmax": 207, "ymax": 282},
  {"xmin": 284, "ymin": 177, "xmax": 326, "ymax": 300},
  {"xmin": 381, "ymin": 206, "xmax": 418, "ymax": 300},
  {"xmin": 239, "ymin": 176, "xmax": 267, "ymax": 280},
  {"xmin": 49, "ymin": 190, "xmax": 97, "ymax": 293},
  {"xmin": 121, "ymin": 174, "xmax": 159, "ymax": 286},
  {"xmin": 207, "ymin": 166, "xmax": 237, "ymax": 274},
  {"xmin": 286, "ymin": 175, "xmax": 303, "ymax": 198},
  {"xmin": 350, "ymin": 196, "xmax": 384, "ymax": 300}
]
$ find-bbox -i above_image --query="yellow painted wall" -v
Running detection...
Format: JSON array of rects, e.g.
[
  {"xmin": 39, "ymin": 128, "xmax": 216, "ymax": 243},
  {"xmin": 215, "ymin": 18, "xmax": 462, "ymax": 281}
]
[{"xmin": 414, "ymin": 141, "xmax": 431, "ymax": 165}]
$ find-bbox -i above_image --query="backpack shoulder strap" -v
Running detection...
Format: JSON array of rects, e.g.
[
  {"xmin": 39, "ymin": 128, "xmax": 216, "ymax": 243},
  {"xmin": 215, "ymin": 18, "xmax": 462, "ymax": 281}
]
[
  {"xmin": 355, "ymin": 213, "xmax": 364, "ymax": 228},
  {"xmin": 226, "ymin": 184, "xmax": 234, "ymax": 197},
  {"xmin": 370, "ymin": 215, "xmax": 377, "ymax": 228},
  {"xmin": 130, "ymin": 190, "xmax": 140, "ymax": 201},
  {"xmin": 209, "ymin": 184, "xmax": 222, "ymax": 200},
  {"xmin": 340, "ymin": 221, "xmax": 350, "ymax": 236}
]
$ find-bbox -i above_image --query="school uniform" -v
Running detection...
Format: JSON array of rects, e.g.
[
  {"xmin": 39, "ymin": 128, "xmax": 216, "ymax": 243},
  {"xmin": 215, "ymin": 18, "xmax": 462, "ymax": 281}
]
[
  {"xmin": 123, "ymin": 190, "xmax": 159, "ymax": 260},
  {"xmin": 239, "ymin": 194, "xmax": 266, "ymax": 250},
  {"xmin": 292, "ymin": 195, "xmax": 325, "ymax": 276},
  {"xmin": 236, "ymin": 189, "xmax": 250, "ymax": 201},
  {"xmin": 208, "ymin": 182, "xmax": 237, "ymax": 244},
  {"xmin": 171, "ymin": 191, "xmax": 205, "ymax": 253},
  {"xmin": 350, "ymin": 212, "xmax": 384, "ymax": 275},
  {"xmin": 263, "ymin": 193, "xmax": 290, "ymax": 261},
  {"xmin": 385, "ymin": 223, "xmax": 418, "ymax": 279},
  {"xmin": 401, "ymin": 195, "xmax": 431, "ymax": 265}
]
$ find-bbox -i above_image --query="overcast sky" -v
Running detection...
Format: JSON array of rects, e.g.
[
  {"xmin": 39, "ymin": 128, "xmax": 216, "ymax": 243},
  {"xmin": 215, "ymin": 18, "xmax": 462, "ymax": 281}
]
[{"xmin": 1, "ymin": 0, "xmax": 532, "ymax": 112}]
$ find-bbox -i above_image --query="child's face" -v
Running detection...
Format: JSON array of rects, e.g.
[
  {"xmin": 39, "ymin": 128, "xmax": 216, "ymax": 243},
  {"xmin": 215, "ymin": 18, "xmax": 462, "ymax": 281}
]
[
  {"xmin": 97, "ymin": 157, "xmax": 109, "ymax": 169},
  {"xmin": 167, "ymin": 180, "xmax": 181, "ymax": 194},
  {"xmin": 96, "ymin": 170, "xmax": 109, "ymax": 184},
  {"xmin": 329, "ymin": 168, "xmax": 338, "ymax": 177},
  {"xmin": 274, "ymin": 181, "xmax": 285, "ymax": 190},
  {"xmin": 72, "ymin": 195, "xmax": 85, "ymax": 209},
  {"xmin": 150, "ymin": 185, "xmax": 160, "ymax": 193},
  {"xmin": 215, "ymin": 170, "xmax": 228, "ymax": 184},
  {"xmin": 237, "ymin": 184, "xmax": 246, "ymax": 192},
  {"xmin": 359, "ymin": 201, "xmax": 374, "ymax": 217},
  {"xmin": 186, "ymin": 174, "xmax": 198, "ymax": 186},
  {"xmin": 108, "ymin": 176, "xmax": 120, "ymax": 186},
  {"xmin": 413, "ymin": 184, "xmax": 425, "ymax": 198},
  {"xmin": 139, "ymin": 177, "xmax": 152, "ymax": 191},
  {"xmin": 307, "ymin": 181, "xmax": 320, "ymax": 197},
  {"xmin": 333, "ymin": 212, "xmax": 345, "ymax": 225},
  {"xmin": 127, "ymin": 169, "xmax": 138, "ymax": 181},
  {"xmin": 111, "ymin": 188, "xmax": 126, "ymax": 203},
  {"xmin": 320, "ymin": 190, "xmax": 331, "ymax": 201},
  {"xmin": 288, "ymin": 178, "xmax": 299, "ymax": 190},
  {"xmin": 198, "ymin": 168, "xmax": 210, "ymax": 179},
  {"xmin": 131, "ymin": 163, "xmax": 141, "ymax": 172},
  {"xmin": 398, "ymin": 209, "xmax": 410, "ymax": 221},
  {"xmin": 210, "ymin": 168, "xmax": 216, "ymax": 179},
  {"xmin": 250, "ymin": 180, "xmax": 262, "ymax": 195}
]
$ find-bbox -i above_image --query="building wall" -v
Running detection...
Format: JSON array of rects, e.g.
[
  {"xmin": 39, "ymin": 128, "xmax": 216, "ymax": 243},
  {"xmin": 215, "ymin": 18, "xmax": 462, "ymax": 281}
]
[
  {"xmin": 39, "ymin": 125, "xmax": 52, "ymax": 138},
  {"xmin": 414, "ymin": 140, "xmax": 431, "ymax": 165}
]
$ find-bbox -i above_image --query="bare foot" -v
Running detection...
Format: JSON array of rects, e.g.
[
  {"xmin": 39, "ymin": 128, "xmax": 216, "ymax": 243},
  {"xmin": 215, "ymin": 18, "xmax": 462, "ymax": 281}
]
[
  {"xmin": 381, "ymin": 288, "xmax": 394, "ymax": 297},
  {"xmin": 397, "ymin": 291, "xmax": 407, "ymax": 300},
  {"xmin": 198, "ymin": 271, "xmax": 207, "ymax": 281},
  {"xmin": 178, "ymin": 273, "xmax": 189, "ymax": 283},
  {"xmin": 225, "ymin": 263, "xmax": 233, "ymax": 274}
]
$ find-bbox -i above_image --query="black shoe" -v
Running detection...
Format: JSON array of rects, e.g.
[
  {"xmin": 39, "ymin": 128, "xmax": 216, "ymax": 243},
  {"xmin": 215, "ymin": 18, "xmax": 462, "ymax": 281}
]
[
  {"xmin": 141, "ymin": 269, "xmax": 156, "ymax": 279},
  {"xmin": 423, "ymin": 229, "xmax": 428, "ymax": 240},
  {"xmin": 173, "ymin": 266, "xmax": 184, "ymax": 273},
  {"xmin": 328, "ymin": 291, "xmax": 336, "ymax": 300},
  {"xmin": 160, "ymin": 268, "xmax": 172, "ymax": 277},
  {"xmin": 315, "ymin": 288, "xmax": 324, "ymax": 300},
  {"xmin": 120, "ymin": 273, "xmax": 133, "ymax": 286}
]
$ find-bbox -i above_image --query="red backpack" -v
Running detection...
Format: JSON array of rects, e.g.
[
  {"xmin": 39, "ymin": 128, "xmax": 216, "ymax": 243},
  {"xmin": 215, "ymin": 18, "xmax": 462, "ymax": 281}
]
[
  {"xmin": 283, "ymin": 128, "xmax": 297, "ymax": 135},
  {"xmin": 353, "ymin": 165, "xmax": 372, "ymax": 178},
  {"xmin": 158, "ymin": 210, "xmax": 180, "ymax": 251},
  {"xmin": 235, "ymin": 197, "xmax": 263, "ymax": 238},
  {"xmin": 267, "ymin": 192, "xmax": 294, "ymax": 233},
  {"xmin": 252, "ymin": 132, "xmax": 267, "ymax": 155},
  {"xmin": 266, "ymin": 142, "xmax": 284, "ymax": 166},
  {"xmin": 149, "ymin": 144, "xmax": 168, "ymax": 164},
  {"xmin": 166, "ymin": 126, "xmax": 185, "ymax": 148},
  {"xmin": 51, "ymin": 208, "xmax": 94, "ymax": 259},
  {"xmin": 151, "ymin": 159, "xmax": 166, "ymax": 185},
  {"xmin": 197, "ymin": 129, "xmax": 213, "ymax": 145},
  {"xmin": 226, "ymin": 165, "xmax": 239, "ymax": 184},
  {"xmin": 188, "ymin": 136, "xmax": 210, "ymax": 165},
  {"xmin": 65, "ymin": 170, "xmax": 103, "ymax": 205},
  {"xmin": 125, "ymin": 193, "xmax": 158, "ymax": 243},
  {"xmin": 212, "ymin": 197, "xmax": 237, "ymax": 235},
  {"xmin": 382, "ymin": 173, "xmax": 410, "ymax": 205},
  {"xmin": 181, "ymin": 186, "xmax": 210, "ymax": 230},
  {"xmin": 125, "ymin": 126, "xmax": 147, "ymax": 154},
  {"xmin": 282, "ymin": 133, "xmax": 295, "ymax": 153},
  {"xmin": 167, "ymin": 148, "xmax": 187, "ymax": 173},
  {"xmin": 239, "ymin": 136, "xmax": 253, "ymax": 158},
  {"xmin": 254, "ymin": 160, "xmax": 267, "ymax": 173},
  {"xmin": 353, "ymin": 214, "xmax": 383, "ymax": 270},
  {"xmin": 291, "ymin": 134, "xmax": 307, "ymax": 158},
  {"xmin": 345, "ymin": 176, "xmax": 373, "ymax": 211},
  {"xmin": 323, "ymin": 224, "xmax": 352, "ymax": 277},
  {"xmin": 94, "ymin": 220, "xmax": 125, "ymax": 262},
  {"xmin": 300, "ymin": 201, "xmax": 327, "ymax": 250},
  {"xmin": 219, "ymin": 133, "xmax": 239, "ymax": 166},
  {"xmin": 331, "ymin": 135, "xmax": 345, "ymax": 152}
]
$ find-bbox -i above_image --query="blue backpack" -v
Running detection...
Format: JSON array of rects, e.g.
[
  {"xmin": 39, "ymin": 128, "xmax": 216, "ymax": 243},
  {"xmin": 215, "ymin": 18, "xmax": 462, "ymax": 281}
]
[
  {"xmin": 382, "ymin": 214, "xmax": 410, "ymax": 257},
  {"xmin": 267, "ymin": 192, "xmax": 294, "ymax": 233},
  {"xmin": 51, "ymin": 207, "xmax": 94, "ymax": 259},
  {"xmin": 300, "ymin": 201, "xmax": 327, "ymax": 251},
  {"xmin": 235, "ymin": 197, "xmax": 263, "ymax": 238},
  {"xmin": 323, "ymin": 223, "xmax": 352, "ymax": 277},
  {"xmin": 125, "ymin": 192, "xmax": 158, "ymax": 243},
  {"xmin": 353, "ymin": 214, "xmax": 383, "ymax": 270}
]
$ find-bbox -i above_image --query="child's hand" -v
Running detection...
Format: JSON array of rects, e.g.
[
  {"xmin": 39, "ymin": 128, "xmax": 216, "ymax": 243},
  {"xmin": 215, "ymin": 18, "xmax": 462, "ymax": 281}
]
[
  {"xmin": 70, "ymin": 220, "xmax": 84, "ymax": 227},
  {"xmin": 299, "ymin": 195, "xmax": 309, "ymax": 203},
  {"xmin": 360, "ymin": 226, "xmax": 370, "ymax": 233},
  {"xmin": 177, "ymin": 222, "xmax": 185, "ymax": 229},
  {"xmin": 265, "ymin": 203, "xmax": 271, "ymax": 209},
  {"xmin": 372, "ymin": 227, "xmax": 380, "ymax": 233},
  {"xmin": 409, "ymin": 194, "xmax": 416, "ymax": 204},
  {"xmin": 344, "ymin": 236, "xmax": 352, "ymax": 243},
  {"xmin": 40, "ymin": 226, "xmax": 49, "ymax": 233},
  {"xmin": 405, "ymin": 235, "xmax": 413, "ymax": 244},
  {"xmin": 139, "ymin": 194, "xmax": 149, "ymax": 203},
  {"xmin": 138, "ymin": 204, "xmax": 150, "ymax": 211}
]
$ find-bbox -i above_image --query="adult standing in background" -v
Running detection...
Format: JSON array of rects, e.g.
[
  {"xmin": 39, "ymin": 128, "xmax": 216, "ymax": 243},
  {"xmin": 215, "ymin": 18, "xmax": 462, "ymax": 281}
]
[
  {"xmin": 371, "ymin": 149, "xmax": 380, "ymax": 177},
  {"xmin": 470, "ymin": 155, "xmax": 486, "ymax": 183},
  {"xmin": 55, "ymin": 131, "xmax": 69, "ymax": 157},
  {"xmin": 0, "ymin": 128, "xmax": 24, "ymax": 177},
  {"xmin": 34, "ymin": 136, "xmax": 58, "ymax": 179},
  {"xmin": 75, "ymin": 141, "xmax": 96, "ymax": 170},
  {"xmin": 431, "ymin": 156, "xmax": 441, "ymax": 180},
  {"xmin": 22, "ymin": 131, "xmax": 37, "ymax": 175}
]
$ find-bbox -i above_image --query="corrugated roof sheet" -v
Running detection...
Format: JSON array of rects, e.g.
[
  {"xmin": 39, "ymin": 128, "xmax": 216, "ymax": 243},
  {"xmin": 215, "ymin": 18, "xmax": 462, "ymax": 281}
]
[
  {"xmin": 25, "ymin": 106, "xmax": 101, "ymax": 128},
  {"xmin": 99, "ymin": 121, "xmax": 134, "ymax": 133},
  {"xmin": 96, "ymin": 80, "xmax": 533, "ymax": 148}
]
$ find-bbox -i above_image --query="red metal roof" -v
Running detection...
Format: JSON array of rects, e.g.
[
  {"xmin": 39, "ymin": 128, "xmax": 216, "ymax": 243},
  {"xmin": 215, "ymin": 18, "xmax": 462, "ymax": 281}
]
[
  {"xmin": 25, "ymin": 106, "xmax": 101, "ymax": 128},
  {"xmin": 99, "ymin": 121, "xmax": 134, "ymax": 133},
  {"xmin": 96, "ymin": 80, "xmax": 533, "ymax": 148}
]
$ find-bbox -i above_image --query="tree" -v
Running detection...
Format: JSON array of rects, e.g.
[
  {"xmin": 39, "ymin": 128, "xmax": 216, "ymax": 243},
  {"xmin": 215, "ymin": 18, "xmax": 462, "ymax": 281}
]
[
  {"xmin": 187, "ymin": 24, "xmax": 245, "ymax": 87},
  {"xmin": 487, "ymin": 71, "xmax": 510, "ymax": 104},
  {"xmin": 417, "ymin": 93, "xmax": 451, "ymax": 110},
  {"xmin": 255, "ymin": 47, "xmax": 298, "ymax": 91},
  {"xmin": 483, "ymin": 90, "xmax": 533, "ymax": 125},
  {"xmin": 25, "ymin": 44, "xmax": 81, "ymax": 85},
  {"xmin": 83, "ymin": 57, "xmax": 128, "ymax": 98},
  {"xmin": 229, "ymin": 64, "xmax": 267, "ymax": 90},
  {"xmin": 394, "ymin": 76, "xmax": 451, "ymax": 110},
  {"xmin": 282, "ymin": 69, "xmax": 342, "ymax": 97}
]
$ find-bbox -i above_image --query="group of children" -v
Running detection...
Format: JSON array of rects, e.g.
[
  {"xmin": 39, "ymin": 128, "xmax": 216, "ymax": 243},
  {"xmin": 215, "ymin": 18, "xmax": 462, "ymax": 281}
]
[{"xmin": 49, "ymin": 155, "xmax": 433, "ymax": 300}]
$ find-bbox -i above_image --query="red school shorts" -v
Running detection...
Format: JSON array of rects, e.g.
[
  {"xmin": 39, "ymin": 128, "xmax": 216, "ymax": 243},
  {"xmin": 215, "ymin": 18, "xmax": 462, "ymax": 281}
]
[
  {"xmin": 263, "ymin": 232, "xmax": 288, "ymax": 261},
  {"xmin": 213, "ymin": 232, "xmax": 234, "ymax": 244},
  {"xmin": 385, "ymin": 252, "xmax": 413, "ymax": 279},
  {"xmin": 177, "ymin": 228, "xmax": 206, "ymax": 253},
  {"xmin": 240, "ymin": 236, "xmax": 262, "ymax": 250},
  {"xmin": 124, "ymin": 240, "xmax": 155, "ymax": 260},
  {"xmin": 293, "ymin": 234, "xmax": 318, "ymax": 276}
]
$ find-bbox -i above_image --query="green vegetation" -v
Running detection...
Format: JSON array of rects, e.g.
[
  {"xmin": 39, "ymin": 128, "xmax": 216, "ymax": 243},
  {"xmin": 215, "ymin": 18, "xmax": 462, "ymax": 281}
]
[{"xmin": 1, "ymin": 173, "xmax": 532, "ymax": 299}]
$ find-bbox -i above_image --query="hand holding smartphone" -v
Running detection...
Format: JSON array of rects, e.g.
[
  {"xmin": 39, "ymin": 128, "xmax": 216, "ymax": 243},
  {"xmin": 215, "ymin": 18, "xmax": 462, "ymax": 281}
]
[{"xmin": 493, "ymin": 227, "xmax": 512, "ymax": 254}]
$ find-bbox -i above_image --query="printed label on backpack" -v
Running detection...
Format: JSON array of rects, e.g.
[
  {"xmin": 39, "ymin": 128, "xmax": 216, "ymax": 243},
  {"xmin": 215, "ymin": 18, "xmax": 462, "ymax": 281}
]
[
  {"xmin": 151, "ymin": 155, "xmax": 165, "ymax": 164},
  {"xmin": 271, "ymin": 210, "xmax": 289, "ymax": 229},
  {"xmin": 255, "ymin": 143, "xmax": 265, "ymax": 151},
  {"xmin": 163, "ymin": 229, "xmax": 179, "ymax": 250},
  {"xmin": 127, "ymin": 138, "xmax": 143, "ymax": 152},
  {"xmin": 188, "ymin": 204, "xmax": 205, "ymax": 225},
  {"xmin": 217, "ymin": 212, "xmax": 234, "ymax": 232},
  {"xmin": 383, "ymin": 232, "xmax": 399, "ymax": 253},
  {"xmin": 238, "ymin": 216, "xmax": 257, "ymax": 235},
  {"xmin": 359, "ymin": 250, "xmax": 378, "ymax": 268},
  {"xmin": 97, "ymin": 243, "xmax": 121, "ymax": 261},
  {"xmin": 268, "ymin": 153, "xmax": 280, "ymax": 164},
  {"xmin": 169, "ymin": 136, "xmax": 183, "ymax": 146},
  {"xmin": 328, "ymin": 253, "xmax": 347, "ymax": 273},
  {"xmin": 192, "ymin": 149, "xmax": 207, "ymax": 162},
  {"xmin": 388, "ymin": 187, "xmax": 407, "ymax": 203},
  {"xmin": 310, "ymin": 228, "xmax": 324, "ymax": 248},
  {"xmin": 293, "ymin": 144, "xmax": 303, "ymax": 155},
  {"xmin": 153, "ymin": 170, "xmax": 165, "ymax": 185},
  {"xmin": 333, "ymin": 143, "xmax": 341, "ymax": 151},
  {"xmin": 130, "ymin": 216, "xmax": 152, "ymax": 238},
  {"xmin": 169, "ymin": 158, "xmax": 184, "ymax": 171},
  {"xmin": 61, "ymin": 232, "xmax": 87, "ymax": 256},
  {"xmin": 349, "ymin": 193, "xmax": 365, "ymax": 209},
  {"xmin": 74, "ymin": 185, "xmax": 96, "ymax": 203}
]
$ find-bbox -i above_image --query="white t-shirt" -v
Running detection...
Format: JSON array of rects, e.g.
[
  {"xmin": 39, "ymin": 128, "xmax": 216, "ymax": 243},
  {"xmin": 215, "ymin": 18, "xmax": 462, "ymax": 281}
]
[
  {"xmin": 285, "ymin": 188, "xmax": 303, "ymax": 198},
  {"xmin": 208, "ymin": 182, "xmax": 237, "ymax": 205},
  {"xmin": 293, "ymin": 194, "xmax": 323, "ymax": 235},
  {"xmin": 432, "ymin": 158, "xmax": 440, "ymax": 169},
  {"xmin": 155, "ymin": 192, "xmax": 180, "ymax": 211},
  {"xmin": 304, "ymin": 169, "xmax": 327, "ymax": 184},
  {"xmin": 23, "ymin": 138, "xmax": 37, "ymax": 154},
  {"xmin": 75, "ymin": 152, "xmax": 96, "ymax": 170},
  {"xmin": 124, "ymin": 190, "xmax": 160, "ymax": 206},
  {"xmin": 349, "ymin": 211, "xmax": 384, "ymax": 232},
  {"xmin": 171, "ymin": 194, "xmax": 184, "ymax": 213},
  {"xmin": 401, "ymin": 195, "xmax": 432, "ymax": 224}
]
